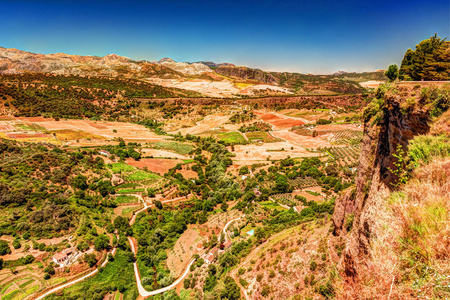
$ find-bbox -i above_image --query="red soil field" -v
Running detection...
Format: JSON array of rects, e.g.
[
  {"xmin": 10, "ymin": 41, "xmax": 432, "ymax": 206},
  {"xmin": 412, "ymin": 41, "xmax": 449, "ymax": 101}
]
[
  {"xmin": 0, "ymin": 124, "xmax": 15, "ymax": 132},
  {"xmin": 178, "ymin": 169, "xmax": 198, "ymax": 179},
  {"xmin": 257, "ymin": 113, "xmax": 304, "ymax": 129},
  {"xmin": 16, "ymin": 117, "xmax": 49, "ymax": 122},
  {"xmin": 126, "ymin": 158, "xmax": 182, "ymax": 174}
]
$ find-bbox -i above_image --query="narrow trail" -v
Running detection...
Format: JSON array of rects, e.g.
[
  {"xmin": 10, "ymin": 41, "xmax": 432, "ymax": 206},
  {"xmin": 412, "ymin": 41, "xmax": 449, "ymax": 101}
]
[{"xmin": 33, "ymin": 191, "xmax": 243, "ymax": 299}]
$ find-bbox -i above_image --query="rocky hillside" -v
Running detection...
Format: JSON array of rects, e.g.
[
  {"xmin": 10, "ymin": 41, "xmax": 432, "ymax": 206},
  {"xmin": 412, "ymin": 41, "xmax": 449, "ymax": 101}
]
[
  {"xmin": 157, "ymin": 57, "xmax": 212, "ymax": 75},
  {"xmin": 333, "ymin": 81, "xmax": 450, "ymax": 298},
  {"xmin": 215, "ymin": 66, "xmax": 278, "ymax": 85},
  {"xmin": 0, "ymin": 47, "xmax": 187, "ymax": 78}
]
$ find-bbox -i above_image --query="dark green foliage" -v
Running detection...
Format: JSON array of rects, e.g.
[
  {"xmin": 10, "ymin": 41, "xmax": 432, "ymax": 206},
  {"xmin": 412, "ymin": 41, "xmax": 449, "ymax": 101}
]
[
  {"xmin": 12, "ymin": 238, "xmax": 21, "ymax": 249},
  {"xmin": 94, "ymin": 234, "xmax": 110, "ymax": 251},
  {"xmin": 399, "ymin": 34, "xmax": 450, "ymax": 81},
  {"xmin": 239, "ymin": 166, "xmax": 249, "ymax": 175},
  {"xmin": 220, "ymin": 276, "xmax": 241, "ymax": 299},
  {"xmin": 84, "ymin": 253, "xmax": 98, "ymax": 267},
  {"xmin": 44, "ymin": 264, "xmax": 56, "ymax": 275},
  {"xmin": 0, "ymin": 73, "xmax": 194, "ymax": 119},
  {"xmin": 0, "ymin": 240, "xmax": 11, "ymax": 255},
  {"xmin": 385, "ymin": 64, "xmax": 399, "ymax": 81},
  {"xmin": 316, "ymin": 118, "xmax": 332, "ymax": 125}
]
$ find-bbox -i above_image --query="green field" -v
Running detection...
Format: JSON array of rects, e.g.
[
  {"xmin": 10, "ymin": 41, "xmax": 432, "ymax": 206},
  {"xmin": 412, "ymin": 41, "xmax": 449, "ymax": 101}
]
[
  {"xmin": 217, "ymin": 131, "xmax": 247, "ymax": 144},
  {"xmin": 260, "ymin": 201, "xmax": 287, "ymax": 211},
  {"xmin": 109, "ymin": 162, "xmax": 135, "ymax": 173},
  {"xmin": 306, "ymin": 190, "xmax": 321, "ymax": 196},
  {"xmin": 14, "ymin": 123, "xmax": 46, "ymax": 132},
  {"xmin": 126, "ymin": 170, "xmax": 160, "ymax": 181},
  {"xmin": 116, "ymin": 188, "xmax": 145, "ymax": 194},
  {"xmin": 148, "ymin": 141, "xmax": 194, "ymax": 155},
  {"xmin": 245, "ymin": 131, "xmax": 280, "ymax": 143},
  {"xmin": 115, "ymin": 195, "xmax": 139, "ymax": 204}
]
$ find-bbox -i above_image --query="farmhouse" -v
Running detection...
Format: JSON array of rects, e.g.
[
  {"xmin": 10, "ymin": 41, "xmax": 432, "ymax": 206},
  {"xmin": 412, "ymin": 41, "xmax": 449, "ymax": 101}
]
[
  {"xmin": 223, "ymin": 240, "xmax": 232, "ymax": 249},
  {"xmin": 99, "ymin": 150, "xmax": 111, "ymax": 157},
  {"xmin": 205, "ymin": 253, "xmax": 215, "ymax": 264},
  {"xmin": 52, "ymin": 248, "xmax": 75, "ymax": 266},
  {"xmin": 204, "ymin": 247, "xmax": 219, "ymax": 264}
]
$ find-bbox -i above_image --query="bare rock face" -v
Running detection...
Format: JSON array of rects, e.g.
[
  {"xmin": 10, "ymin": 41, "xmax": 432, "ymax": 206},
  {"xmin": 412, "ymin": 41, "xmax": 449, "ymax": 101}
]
[
  {"xmin": 333, "ymin": 86, "xmax": 431, "ymax": 276},
  {"xmin": 157, "ymin": 58, "xmax": 212, "ymax": 75}
]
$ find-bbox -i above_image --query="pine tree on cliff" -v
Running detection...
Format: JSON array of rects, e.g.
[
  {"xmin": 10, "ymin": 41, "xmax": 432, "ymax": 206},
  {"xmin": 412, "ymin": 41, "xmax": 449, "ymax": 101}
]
[{"xmin": 399, "ymin": 34, "xmax": 450, "ymax": 81}]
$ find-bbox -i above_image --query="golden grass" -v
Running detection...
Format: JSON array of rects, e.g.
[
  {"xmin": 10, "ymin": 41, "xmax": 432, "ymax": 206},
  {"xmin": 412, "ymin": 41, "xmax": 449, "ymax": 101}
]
[
  {"xmin": 235, "ymin": 82, "xmax": 253, "ymax": 89},
  {"xmin": 340, "ymin": 159, "xmax": 450, "ymax": 299},
  {"xmin": 50, "ymin": 129, "xmax": 105, "ymax": 141}
]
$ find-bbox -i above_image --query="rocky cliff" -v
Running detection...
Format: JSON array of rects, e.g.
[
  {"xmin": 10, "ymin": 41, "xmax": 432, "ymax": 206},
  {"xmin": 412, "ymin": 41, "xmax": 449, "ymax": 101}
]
[{"xmin": 332, "ymin": 82, "xmax": 449, "ymax": 277}]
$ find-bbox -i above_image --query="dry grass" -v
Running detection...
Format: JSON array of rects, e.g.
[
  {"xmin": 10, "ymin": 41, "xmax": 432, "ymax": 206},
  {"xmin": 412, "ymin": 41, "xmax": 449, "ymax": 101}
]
[{"xmin": 339, "ymin": 159, "xmax": 450, "ymax": 299}]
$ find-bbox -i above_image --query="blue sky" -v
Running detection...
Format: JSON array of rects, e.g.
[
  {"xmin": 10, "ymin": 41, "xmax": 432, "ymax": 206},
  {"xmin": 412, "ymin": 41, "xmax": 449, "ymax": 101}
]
[{"xmin": 1, "ymin": 0, "xmax": 449, "ymax": 74}]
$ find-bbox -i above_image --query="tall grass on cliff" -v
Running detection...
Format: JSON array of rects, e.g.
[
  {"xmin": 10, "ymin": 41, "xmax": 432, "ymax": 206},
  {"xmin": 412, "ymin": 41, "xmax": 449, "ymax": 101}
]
[{"xmin": 341, "ymin": 155, "xmax": 450, "ymax": 299}]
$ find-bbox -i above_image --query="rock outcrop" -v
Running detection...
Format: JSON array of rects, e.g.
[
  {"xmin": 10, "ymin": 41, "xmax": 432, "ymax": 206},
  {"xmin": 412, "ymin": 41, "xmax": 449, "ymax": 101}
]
[{"xmin": 333, "ymin": 83, "xmax": 432, "ymax": 276}]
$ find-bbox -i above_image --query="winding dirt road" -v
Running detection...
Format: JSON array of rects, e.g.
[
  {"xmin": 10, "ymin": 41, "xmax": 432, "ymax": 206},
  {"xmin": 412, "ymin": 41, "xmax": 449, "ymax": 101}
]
[
  {"xmin": 128, "ymin": 213, "xmax": 245, "ymax": 297},
  {"xmin": 35, "ymin": 193, "xmax": 244, "ymax": 299}
]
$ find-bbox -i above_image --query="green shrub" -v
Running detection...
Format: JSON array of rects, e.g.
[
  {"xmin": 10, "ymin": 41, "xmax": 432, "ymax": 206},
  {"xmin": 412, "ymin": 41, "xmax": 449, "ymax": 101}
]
[
  {"xmin": 408, "ymin": 135, "xmax": 450, "ymax": 167},
  {"xmin": 310, "ymin": 260, "xmax": 317, "ymax": 271},
  {"xmin": 0, "ymin": 240, "xmax": 11, "ymax": 255}
]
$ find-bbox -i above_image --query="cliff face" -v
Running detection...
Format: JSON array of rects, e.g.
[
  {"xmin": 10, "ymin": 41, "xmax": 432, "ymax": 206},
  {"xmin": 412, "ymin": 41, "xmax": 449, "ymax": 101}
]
[{"xmin": 333, "ymin": 83, "xmax": 432, "ymax": 276}]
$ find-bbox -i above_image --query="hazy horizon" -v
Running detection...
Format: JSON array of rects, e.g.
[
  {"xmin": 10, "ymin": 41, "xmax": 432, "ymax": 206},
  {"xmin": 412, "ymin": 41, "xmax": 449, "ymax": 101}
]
[{"xmin": 1, "ymin": 0, "xmax": 449, "ymax": 74}]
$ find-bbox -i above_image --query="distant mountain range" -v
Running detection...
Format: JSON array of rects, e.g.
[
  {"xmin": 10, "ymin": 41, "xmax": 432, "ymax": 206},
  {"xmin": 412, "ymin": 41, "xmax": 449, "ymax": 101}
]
[{"xmin": 0, "ymin": 46, "xmax": 387, "ymax": 96}]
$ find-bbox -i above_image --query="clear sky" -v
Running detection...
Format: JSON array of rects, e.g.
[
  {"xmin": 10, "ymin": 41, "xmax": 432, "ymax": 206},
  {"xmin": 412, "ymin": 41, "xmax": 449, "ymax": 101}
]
[{"xmin": 1, "ymin": 0, "xmax": 449, "ymax": 74}]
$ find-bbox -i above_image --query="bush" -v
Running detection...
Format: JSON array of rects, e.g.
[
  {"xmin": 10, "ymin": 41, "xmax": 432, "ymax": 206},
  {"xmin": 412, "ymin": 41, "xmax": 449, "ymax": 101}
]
[
  {"xmin": 0, "ymin": 240, "xmax": 11, "ymax": 255},
  {"xmin": 310, "ymin": 260, "xmax": 317, "ymax": 271},
  {"xmin": 12, "ymin": 239, "xmax": 21, "ymax": 249},
  {"xmin": 261, "ymin": 285, "xmax": 270, "ymax": 297}
]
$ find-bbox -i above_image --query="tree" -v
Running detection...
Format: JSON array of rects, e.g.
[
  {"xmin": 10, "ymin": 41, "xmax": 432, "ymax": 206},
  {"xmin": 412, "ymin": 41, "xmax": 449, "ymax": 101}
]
[
  {"xmin": 0, "ymin": 240, "xmax": 11, "ymax": 255},
  {"xmin": 239, "ymin": 166, "xmax": 249, "ymax": 175},
  {"xmin": 128, "ymin": 148, "xmax": 141, "ymax": 160},
  {"xmin": 154, "ymin": 200, "xmax": 163, "ymax": 209},
  {"xmin": 385, "ymin": 64, "xmax": 398, "ymax": 81},
  {"xmin": 220, "ymin": 276, "xmax": 241, "ymax": 299},
  {"xmin": 399, "ymin": 34, "xmax": 450, "ymax": 81},
  {"xmin": 84, "ymin": 253, "xmax": 98, "ymax": 267},
  {"xmin": 94, "ymin": 234, "xmax": 110, "ymax": 251}
]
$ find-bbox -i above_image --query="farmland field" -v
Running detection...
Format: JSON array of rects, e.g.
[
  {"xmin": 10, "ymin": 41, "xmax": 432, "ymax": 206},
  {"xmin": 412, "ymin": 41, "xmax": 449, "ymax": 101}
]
[
  {"xmin": 125, "ymin": 158, "xmax": 182, "ymax": 174},
  {"xmin": 126, "ymin": 170, "xmax": 160, "ymax": 181},
  {"xmin": 109, "ymin": 162, "xmax": 135, "ymax": 173},
  {"xmin": 217, "ymin": 131, "xmax": 247, "ymax": 144},
  {"xmin": 50, "ymin": 129, "xmax": 105, "ymax": 141},
  {"xmin": 114, "ymin": 195, "xmax": 139, "ymax": 204},
  {"xmin": 245, "ymin": 131, "xmax": 280, "ymax": 143},
  {"xmin": 260, "ymin": 201, "xmax": 287, "ymax": 211},
  {"xmin": 147, "ymin": 141, "xmax": 195, "ymax": 155}
]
